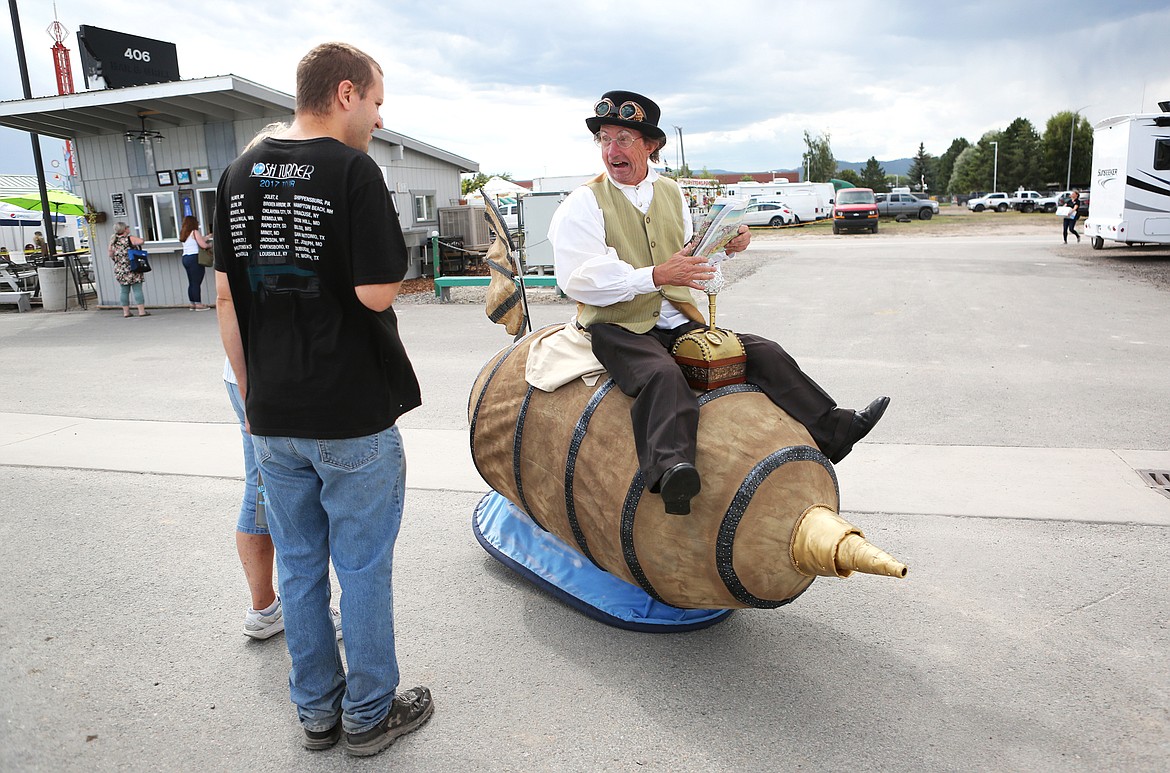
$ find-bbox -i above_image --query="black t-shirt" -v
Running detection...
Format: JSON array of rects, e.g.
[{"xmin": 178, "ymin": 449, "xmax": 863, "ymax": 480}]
[{"xmin": 214, "ymin": 136, "xmax": 421, "ymax": 438}]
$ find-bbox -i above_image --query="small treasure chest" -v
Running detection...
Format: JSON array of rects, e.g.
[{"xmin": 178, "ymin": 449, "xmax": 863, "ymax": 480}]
[{"xmin": 671, "ymin": 326, "xmax": 747, "ymax": 391}]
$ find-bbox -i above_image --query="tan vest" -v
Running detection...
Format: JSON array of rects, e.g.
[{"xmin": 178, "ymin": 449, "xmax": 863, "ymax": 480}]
[{"xmin": 576, "ymin": 175, "xmax": 699, "ymax": 334}]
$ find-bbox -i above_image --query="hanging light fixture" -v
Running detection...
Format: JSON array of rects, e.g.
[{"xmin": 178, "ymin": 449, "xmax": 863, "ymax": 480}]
[{"xmin": 125, "ymin": 114, "xmax": 164, "ymax": 144}]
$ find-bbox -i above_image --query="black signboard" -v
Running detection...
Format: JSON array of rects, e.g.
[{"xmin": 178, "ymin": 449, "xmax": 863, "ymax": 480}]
[{"xmin": 77, "ymin": 25, "xmax": 180, "ymax": 89}]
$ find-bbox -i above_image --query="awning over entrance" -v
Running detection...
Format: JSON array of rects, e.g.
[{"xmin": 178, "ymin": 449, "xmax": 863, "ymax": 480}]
[
  {"xmin": 0, "ymin": 74, "xmax": 476, "ymax": 171},
  {"xmin": 0, "ymin": 75, "xmax": 291, "ymax": 138}
]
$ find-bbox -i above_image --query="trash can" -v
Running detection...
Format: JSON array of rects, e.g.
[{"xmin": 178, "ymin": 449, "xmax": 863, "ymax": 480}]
[{"xmin": 37, "ymin": 262, "xmax": 69, "ymax": 312}]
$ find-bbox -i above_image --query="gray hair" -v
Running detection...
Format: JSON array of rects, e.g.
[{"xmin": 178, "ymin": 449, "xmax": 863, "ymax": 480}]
[
  {"xmin": 244, "ymin": 122, "xmax": 290, "ymax": 152},
  {"xmin": 113, "ymin": 221, "xmax": 130, "ymax": 235}
]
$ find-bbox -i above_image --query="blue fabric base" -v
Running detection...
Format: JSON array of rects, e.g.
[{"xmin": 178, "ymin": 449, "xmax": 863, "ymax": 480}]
[{"xmin": 473, "ymin": 491, "xmax": 734, "ymax": 632}]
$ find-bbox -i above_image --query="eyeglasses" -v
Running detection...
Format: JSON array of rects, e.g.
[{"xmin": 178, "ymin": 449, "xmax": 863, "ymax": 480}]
[
  {"xmin": 594, "ymin": 132, "xmax": 642, "ymax": 149},
  {"xmin": 594, "ymin": 98, "xmax": 646, "ymax": 123}
]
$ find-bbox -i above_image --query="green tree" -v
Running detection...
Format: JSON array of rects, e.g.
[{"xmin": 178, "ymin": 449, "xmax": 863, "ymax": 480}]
[
  {"xmin": 906, "ymin": 142, "xmax": 936, "ymax": 193},
  {"xmin": 948, "ymin": 131, "xmax": 1005, "ymax": 193},
  {"xmin": 802, "ymin": 131, "xmax": 836, "ymax": 182},
  {"xmin": 1042, "ymin": 111, "xmax": 1094, "ymax": 189},
  {"xmin": 461, "ymin": 171, "xmax": 513, "ymax": 196},
  {"xmin": 997, "ymin": 117, "xmax": 1044, "ymax": 191},
  {"xmin": 935, "ymin": 138, "xmax": 971, "ymax": 194},
  {"xmin": 834, "ymin": 168, "xmax": 862, "ymax": 186},
  {"xmin": 740, "ymin": 174, "xmax": 756, "ymax": 182},
  {"xmin": 859, "ymin": 157, "xmax": 887, "ymax": 191},
  {"xmin": 948, "ymin": 145, "xmax": 981, "ymax": 194}
]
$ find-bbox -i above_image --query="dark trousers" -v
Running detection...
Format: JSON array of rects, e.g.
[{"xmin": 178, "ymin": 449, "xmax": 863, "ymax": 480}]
[
  {"xmin": 181, "ymin": 253, "xmax": 206, "ymax": 303},
  {"xmin": 1063, "ymin": 216, "xmax": 1079, "ymax": 242},
  {"xmin": 589, "ymin": 322, "xmax": 854, "ymax": 488}
]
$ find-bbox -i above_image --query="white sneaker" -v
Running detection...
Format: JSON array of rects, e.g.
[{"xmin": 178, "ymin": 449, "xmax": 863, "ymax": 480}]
[
  {"xmin": 244, "ymin": 597, "xmax": 285, "ymax": 640},
  {"xmin": 243, "ymin": 597, "xmax": 342, "ymax": 641}
]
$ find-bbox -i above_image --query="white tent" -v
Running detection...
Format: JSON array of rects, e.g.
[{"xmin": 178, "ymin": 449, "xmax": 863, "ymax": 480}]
[{"xmin": 464, "ymin": 176, "xmax": 529, "ymax": 205}]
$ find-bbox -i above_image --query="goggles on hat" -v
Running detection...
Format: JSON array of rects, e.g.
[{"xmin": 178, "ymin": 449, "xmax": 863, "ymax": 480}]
[{"xmin": 594, "ymin": 98, "xmax": 646, "ymax": 123}]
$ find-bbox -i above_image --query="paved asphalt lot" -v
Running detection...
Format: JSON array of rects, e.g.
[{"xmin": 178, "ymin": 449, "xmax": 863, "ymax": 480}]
[{"xmin": 1, "ymin": 222, "xmax": 1168, "ymax": 772}]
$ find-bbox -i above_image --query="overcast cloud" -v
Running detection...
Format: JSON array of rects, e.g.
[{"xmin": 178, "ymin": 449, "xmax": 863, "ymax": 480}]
[{"xmin": 2, "ymin": 0, "xmax": 1168, "ymax": 180}]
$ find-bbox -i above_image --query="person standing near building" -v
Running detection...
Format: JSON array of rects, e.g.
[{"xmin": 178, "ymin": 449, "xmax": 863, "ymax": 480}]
[
  {"xmin": 108, "ymin": 221, "xmax": 148, "ymax": 317},
  {"xmin": 180, "ymin": 215, "xmax": 213, "ymax": 310},
  {"xmin": 214, "ymin": 42, "xmax": 432, "ymax": 757}
]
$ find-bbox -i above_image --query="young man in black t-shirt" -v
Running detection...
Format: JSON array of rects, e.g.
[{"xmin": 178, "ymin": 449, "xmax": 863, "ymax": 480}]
[{"xmin": 214, "ymin": 42, "xmax": 432, "ymax": 758}]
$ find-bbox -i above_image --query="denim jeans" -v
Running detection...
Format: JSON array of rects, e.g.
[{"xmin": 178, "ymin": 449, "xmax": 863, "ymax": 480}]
[
  {"xmin": 118, "ymin": 282, "xmax": 144, "ymax": 306},
  {"xmin": 253, "ymin": 425, "xmax": 406, "ymax": 734},
  {"xmin": 225, "ymin": 381, "xmax": 266, "ymax": 535},
  {"xmin": 181, "ymin": 253, "xmax": 205, "ymax": 303}
]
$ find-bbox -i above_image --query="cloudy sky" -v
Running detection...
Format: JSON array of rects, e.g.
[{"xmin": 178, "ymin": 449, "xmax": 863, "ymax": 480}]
[{"xmin": 2, "ymin": 0, "xmax": 1168, "ymax": 181}]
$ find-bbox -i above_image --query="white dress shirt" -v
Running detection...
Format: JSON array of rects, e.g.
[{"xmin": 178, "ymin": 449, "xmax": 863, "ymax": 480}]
[{"xmin": 549, "ymin": 168, "xmax": 694, "ymax": 330}]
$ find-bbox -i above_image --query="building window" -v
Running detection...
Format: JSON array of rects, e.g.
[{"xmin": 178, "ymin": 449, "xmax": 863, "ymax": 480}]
[
  {"xmin": 197, "ymin": 188, "xmax": 217, "ymax": 230},
  {"xmin": 135, "ymin": 192, "xmax": 179, "ymax": 242},
  {"xmin": 413, "ymin": 191, "xmax": 436, "ymax": 223},
  {"xmin": 1155, "ymin": 139, "xmax": 1170, "ymax": 171}
]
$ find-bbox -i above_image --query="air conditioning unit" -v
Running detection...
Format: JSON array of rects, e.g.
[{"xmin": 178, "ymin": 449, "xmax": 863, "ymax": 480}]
[{"xmin": 438, "ymin": 206, "xmax": 491, "ymax": 249}]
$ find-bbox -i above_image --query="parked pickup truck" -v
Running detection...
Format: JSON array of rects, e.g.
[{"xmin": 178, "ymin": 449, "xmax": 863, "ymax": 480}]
[
  {"xmin": 1010, "ymin": 190, "xmax": 1058, "ymax": 213},
  {"xmin": 874, "ymin": 191, "xmax": 939, "ymax": 220},
  {"xmin": 967, "ymin": 192, "xmax": 1012, "ymax": 212}
]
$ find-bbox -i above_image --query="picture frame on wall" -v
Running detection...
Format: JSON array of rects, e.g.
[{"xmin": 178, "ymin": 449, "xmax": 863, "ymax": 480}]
[
  {"xmin": 194, "ymin": 167, "xmax": 211, "ymax": 183},
  {"xmin": 156, "ymin": 170, "xmax": 173, "ymax": 186},
  {"xmin": 174, "ymin": 168, "xmax": 192, "ymax": 185}
]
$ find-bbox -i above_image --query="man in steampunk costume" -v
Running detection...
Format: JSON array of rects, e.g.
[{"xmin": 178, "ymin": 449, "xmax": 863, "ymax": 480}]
[{"xmin": 547, "ymin": 90, "xmax": 889, "ymax": 516}]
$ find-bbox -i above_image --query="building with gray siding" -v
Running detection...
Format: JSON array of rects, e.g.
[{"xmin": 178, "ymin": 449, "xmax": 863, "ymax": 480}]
[{"xmin": 0, "ymin": 75, "xmax": 477, "ymax": 307}]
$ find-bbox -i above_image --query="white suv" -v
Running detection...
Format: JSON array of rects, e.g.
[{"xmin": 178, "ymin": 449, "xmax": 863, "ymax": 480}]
[{"xmin": 967, "ymin": 192, "xmax": 1011, "ymax": 212}]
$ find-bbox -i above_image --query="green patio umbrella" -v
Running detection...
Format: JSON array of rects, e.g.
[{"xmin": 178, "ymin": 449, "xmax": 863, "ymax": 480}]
[{"xmin": 0, "ymin": 189, "xmax": 87, "ymax": 217}]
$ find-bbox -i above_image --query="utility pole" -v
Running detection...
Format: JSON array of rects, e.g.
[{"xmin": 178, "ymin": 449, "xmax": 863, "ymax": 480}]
[
  {"xmin": 991, "ymin": 141, "xmax": 999, "ymax": 193},
  {"xmin": 674, "ymin": 126, "xmax": 686, "ymax": 178},
  {"xmin": 1066, "ymin": 105, "xmax": 1090, "ymax": 190},
  {"xmin": 8, "ymin": 0, "xmax": 57, "ymax": 257}
]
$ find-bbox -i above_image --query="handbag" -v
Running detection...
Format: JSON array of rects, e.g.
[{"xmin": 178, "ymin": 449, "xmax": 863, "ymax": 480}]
[
  {"xmin": 127, "ymin": 247, "xmax": 152, "ymax": 273},
  {"xmin": 197, "ymin": 246, "xmax": 214, "ymax": 267}
]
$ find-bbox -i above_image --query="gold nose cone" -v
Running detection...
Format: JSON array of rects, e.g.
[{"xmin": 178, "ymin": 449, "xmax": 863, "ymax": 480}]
[{"xmin": 791, "ymin": 505, "xmax": 908, "ymax": 579}]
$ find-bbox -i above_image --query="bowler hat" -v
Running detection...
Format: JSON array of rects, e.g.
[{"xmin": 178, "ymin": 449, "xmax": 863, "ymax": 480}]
[{"xmin": 585, "ymin": 90, "xmax": 666, "ymax": 142}]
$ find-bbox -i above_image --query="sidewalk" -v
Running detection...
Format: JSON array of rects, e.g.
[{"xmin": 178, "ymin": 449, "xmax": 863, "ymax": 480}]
[{"xmin": 4, "ymin": 410, "xmax": 1167, "ymax": 526}]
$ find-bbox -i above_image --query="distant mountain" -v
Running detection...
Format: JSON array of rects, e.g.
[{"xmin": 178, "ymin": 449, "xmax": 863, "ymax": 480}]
[
  {"xmin": 836, "ymin": 158, "xmax": 913, "ymax": 176},
  {"xmin": 703, "ymin": 158, "xmax": 914, "ymax": 178}
]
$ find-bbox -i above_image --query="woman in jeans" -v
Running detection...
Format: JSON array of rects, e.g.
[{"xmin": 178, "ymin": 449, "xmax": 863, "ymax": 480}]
[
  {"xmin": 180, "ymin": 215, "xmax": 213, "ymax": 310},
  {"xmin": 1063, "ymin": 191, "xmax": 1082, "ymax": 244},
  {"xmin": 108, "ymin": 221, "xmax": 148, "ymax": 317}
]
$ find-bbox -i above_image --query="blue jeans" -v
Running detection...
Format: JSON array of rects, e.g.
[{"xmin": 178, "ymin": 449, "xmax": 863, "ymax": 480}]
[
  {"xmin": 252, "ymin": 425, "xmax": 406, "ymax": 734},
  {"xmin": 119, "ymin": 282, "xmax": 144, "ymax": 306},
  {"xmin": 181, "ymin": 253, "xmax": 205, "ymax": 303},
  {"xmin": 225, "ymin": 381, "xmax": 266, "ymax": 535}
]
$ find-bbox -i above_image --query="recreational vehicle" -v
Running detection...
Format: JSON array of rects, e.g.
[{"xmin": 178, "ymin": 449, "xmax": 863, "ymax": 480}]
[
  {"xmin": 1083, "ymin": 103, "xmax": 1170, "ymax": 250},
  {"xmin": 730, "ymin": 181, "xmax": 835, "ymax": 220},
  {"xmin": 746, "ymin": 192, "xmax": 819, "ymax": 224}
]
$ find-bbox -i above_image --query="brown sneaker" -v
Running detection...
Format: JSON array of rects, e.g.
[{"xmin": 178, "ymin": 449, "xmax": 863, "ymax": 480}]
[{"xmin": 344, "ymin": 686, "xmax": 434, "ymax": 757}]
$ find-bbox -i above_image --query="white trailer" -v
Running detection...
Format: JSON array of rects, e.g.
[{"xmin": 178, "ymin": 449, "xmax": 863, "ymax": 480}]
[
  {"xmin": 745, "ymin": 192, "xmax": 819, "ymax": 224},
  {"xmin": 731, "ymin": 181, "xmax": 835, "ymax": 220},
  {"xmin": 1084, "ymin": 105, "xmax": 1170, "ymax": 249}
]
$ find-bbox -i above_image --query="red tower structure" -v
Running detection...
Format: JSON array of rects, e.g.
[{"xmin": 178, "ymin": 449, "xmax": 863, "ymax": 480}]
[
  {"xmin": 47, "ymin": 18, "xmax": 76, "ymax": 176},
  {"xmin": 48, "ymin": 21, "xmax": 74, "ymax": 95}
]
